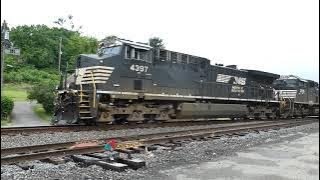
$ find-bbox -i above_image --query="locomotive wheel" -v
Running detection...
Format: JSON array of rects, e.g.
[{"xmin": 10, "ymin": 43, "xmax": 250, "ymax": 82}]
[
  {"xmin": 113, "ymin": 115, "xmax": 129, "ymax": 124},
  {"xmin": 266, "ymin": 113, "xmax": 276, "ymax": 120},
  {"xmin": 143, "ymin": 114, "xmax": 158, "ymax": 123}
]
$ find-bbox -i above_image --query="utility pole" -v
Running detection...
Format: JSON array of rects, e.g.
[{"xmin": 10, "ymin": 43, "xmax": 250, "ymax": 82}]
[
  {"xmin": 64, "ymin": 62, "xmax": 68, "ymax": 89},
  {"xmin": 58, "ymin": 37, "xmax": 62, "ymax": 74}
]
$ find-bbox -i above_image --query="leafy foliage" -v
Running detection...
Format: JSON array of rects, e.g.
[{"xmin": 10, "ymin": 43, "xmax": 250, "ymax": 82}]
[
  {"xmin": 53, "ymin": 15, "xmax": 83, "ymax": 32},
  {"xmin": 1, "ymin": 96, "xmax": 14, "ymax": 120},
  {"xmin": 8, "ymin": 24, "xmax": 97, "ymax": 70},
  {"xmin": 4, "ymin": 66, "xmax": 60, "ymax": 84},
  {"xmin": 27, "ymin": 81, "xmax": 57, "ymax": 114},
  {"xmin": 149, "ymin": 37, "xmax": 165, "ymax": 48},
  {"xmin": 100, "ymin": 35, "xmax": 118, "ymax": 46},
  {"xmin": 64, "ymin": 34, "xmax": 98, "ymax": 67}
]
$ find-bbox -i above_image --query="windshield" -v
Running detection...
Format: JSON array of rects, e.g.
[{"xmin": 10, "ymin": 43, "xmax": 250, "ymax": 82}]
[
  {"xmin": 273, "ymin": 80, "xmax": 284, "ymax": 85},
  {"xmin": 99, "ymin": 46, "xmax": 122, "ymax": 57},
  {"xmin": 273, "ymin": 79, "xmax": 298, "ymax": 90},
  {"xmin": 285, "ymin": 79, "xmax": 297, "ymax": 86}
]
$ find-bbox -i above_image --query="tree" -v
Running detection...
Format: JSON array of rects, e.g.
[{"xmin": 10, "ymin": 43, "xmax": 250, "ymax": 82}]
[
  {"xmin": 64, "ymin": 34, "xmax": 98, "ymax": 67},
  {"xmin": 149, "ymin": 37, "xmax": 165, "ymax": 49},
  {"xmin": 9, "ymin": 25, "xmax": 72, "ymax": 68},
  {"xmin": 100, "ymin": 35, "xmax": 118, "ymax": 47},
  {"xmin": 53, "ymin": 15, "xmax": 82, "ymax": 32},
  {"xmin": 9, "ymin": 25, "xmax": 97, "ymax": 69}
]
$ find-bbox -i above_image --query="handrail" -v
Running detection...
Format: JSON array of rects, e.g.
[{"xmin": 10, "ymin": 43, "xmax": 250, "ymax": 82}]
[
  {"xmin": 90, "ymin": 71, "xmax": 96, "ymax": 108},
  {"xmin": 79, "ymin": 83, "xmax": 83, "ymax": 102}
]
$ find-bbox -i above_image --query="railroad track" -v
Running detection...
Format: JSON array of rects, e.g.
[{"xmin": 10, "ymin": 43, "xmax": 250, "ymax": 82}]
[
  {"xmin": 1, "ymin": 118, "xmax": 317, "ymax": 166},
  {"xmin": 1, "ymin": 119, "xmax": 260, "ymax": 136}
]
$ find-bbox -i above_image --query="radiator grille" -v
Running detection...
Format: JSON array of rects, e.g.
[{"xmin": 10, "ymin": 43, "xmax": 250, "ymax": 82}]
[
  {"xmin": 76, "ymin": 66, "xmax": 114, "ymax": 85},
  {"xmin": 275, "ymin": 90, "xmax": 297, "ymax": 99}
]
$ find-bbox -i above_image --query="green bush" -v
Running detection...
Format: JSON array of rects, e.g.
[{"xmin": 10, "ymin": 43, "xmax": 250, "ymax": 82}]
[
  {"xmin": 1, "ymin": 96, "xmax": 14, "ymax": 120},
  {"xmin": 4, "ymin": 67, "xmax": 60, "ymax": 84},
  {"xmin": 27, "ymin": 80, "xmax": 57, "ymax": 114}
]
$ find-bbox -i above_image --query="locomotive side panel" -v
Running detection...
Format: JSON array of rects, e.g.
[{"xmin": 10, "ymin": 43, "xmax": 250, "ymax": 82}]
[
  {"xmin": 207, "ymin": 65, "xmax": 248, "ymax": 100},
  {"xmin": 150, "ymin": 59, "xmax": 201, "ymax": 97}
]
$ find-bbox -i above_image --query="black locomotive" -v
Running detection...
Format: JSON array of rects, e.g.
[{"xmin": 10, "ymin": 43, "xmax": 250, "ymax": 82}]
[
  {"xmin": 273, "ymin": 75, "xmax": 319, "ymax": 117},
  {"xmin": 53, "ymin": 38, "xmax": 319, "ymax": 124}
]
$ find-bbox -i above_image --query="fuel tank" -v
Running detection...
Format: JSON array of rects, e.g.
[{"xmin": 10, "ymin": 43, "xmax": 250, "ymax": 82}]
[{"xmin": 176, "ymin": 103, "xmax": 248, "ymax": 118}]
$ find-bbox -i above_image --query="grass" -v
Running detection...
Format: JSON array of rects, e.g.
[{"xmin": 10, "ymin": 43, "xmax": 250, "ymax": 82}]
[
  {"xmin": 3, "ymin": 83, "xmax": 31, "ymax": 101},
  {"xmin": 1, "ymin": 117, "xmax": 11, "ymax": 127},
  {"xmin": 33, "ymin": 104, "xmax": 52, "ymax": 122}
]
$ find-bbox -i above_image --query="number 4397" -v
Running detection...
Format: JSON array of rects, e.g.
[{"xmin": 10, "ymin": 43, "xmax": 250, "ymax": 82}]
[{"xmin": 130, "ymin": 64, "xmax": 148, "ymax": 72}]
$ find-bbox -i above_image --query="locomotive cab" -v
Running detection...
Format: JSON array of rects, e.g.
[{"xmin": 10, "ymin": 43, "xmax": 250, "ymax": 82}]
[{"xmin": 273, "ymin": 75, "xmax": 319, "ymax": 117}]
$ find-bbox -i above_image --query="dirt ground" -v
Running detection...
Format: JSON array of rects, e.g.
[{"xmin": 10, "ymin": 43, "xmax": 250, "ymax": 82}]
[{"xmin": 161, "ymin": 132, "xmax": 319, "ymax": 180}]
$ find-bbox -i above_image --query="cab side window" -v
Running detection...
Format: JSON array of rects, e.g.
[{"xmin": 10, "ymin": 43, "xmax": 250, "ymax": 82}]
[
  {"xmin": 125, "ymin": 46, "xmax": 131, "ymax": 59},
  {"xmin": 125, "ymin": 45, "xmax": 151, "ymax": 63}
]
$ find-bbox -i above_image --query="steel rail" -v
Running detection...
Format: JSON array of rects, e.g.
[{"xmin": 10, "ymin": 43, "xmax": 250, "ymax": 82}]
[
  {"xmin": 1, "ymin": 120, "xmax": 276, "ymax": 156},
  {"xmin": 2, "ymin": 117, "xmax": 318, "ymax": 136},
  {"xmin": 0, "ymin": 119, "xmax": 262, "ymax": 136},
  {"xmin": 1, "ymin": 119, "xmax": 317, "ymax": 165}
]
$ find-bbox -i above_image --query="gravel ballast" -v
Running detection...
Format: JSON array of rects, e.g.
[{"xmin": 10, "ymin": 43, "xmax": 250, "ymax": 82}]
[
  {"xmin": 1, "ymin": 122, "xmax": 319, "ymax": 180},
  {"xmin": 2, "ymin": 121, "xmax": 269, "ymax": 149}
]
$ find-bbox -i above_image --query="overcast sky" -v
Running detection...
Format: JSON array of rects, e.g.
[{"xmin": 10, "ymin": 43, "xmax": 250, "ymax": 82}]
[{"xmin": 1, "ymin": 0, "xmax": 319, "ymax": 81}]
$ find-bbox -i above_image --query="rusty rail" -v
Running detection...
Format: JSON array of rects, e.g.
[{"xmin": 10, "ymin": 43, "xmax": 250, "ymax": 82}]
[
  {"xmin": 1, "ymin": 121, "xmax": 276, "ymax": 156},
  {"xmin": 1, "ymin": 119, "xmax": 317, "ymax": 165},
  {"xmin": 0, "ymin": 119, "xmax": 261, "ymax": 136}
]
